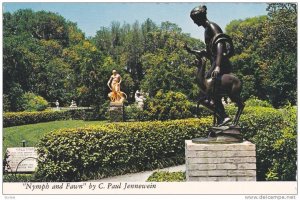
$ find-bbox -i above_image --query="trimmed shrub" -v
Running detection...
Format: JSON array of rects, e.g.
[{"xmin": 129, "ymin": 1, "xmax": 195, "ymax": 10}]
[
  {"xmin": 36, "ymin": 118, "xmax": 211, "ymax": 181},
  {"xmin": 3, "ymin": 174, "xmax": 36, "ymax": 182},
  {"xmin": 35, "ymin": 106, "xmax": 296, "ymax": 182},
  {"xmin": 3, "ymin": 109, "xmax": 92, "ymax": 127},
  {"xmin": 124, "ymin": 104, "xmax": 150, "ymax": 121},
  {"xmin": 144, "ymin": 90, "xmax": 193, "ymax": 120},
  {"xmin": 239, "ymin": 106, "xmax": 297, "ymax": 181},
  {"xmin": 245, "ymin": 96, "xmax": 273, "ymax": 108},
  {"xmin": 3, "ymin": 111, "xmax": 68, "ymax": 127},
  {"xmin": 264, "ymin": 105, "xmax": 297, "ymax": 181},
  {"xmin": 147, "ymin": 171, "xmax": 185, "ymax": 182},
  {"xmin": 22, "ymin": 92, "xmax": 48, "ymax": 111}
]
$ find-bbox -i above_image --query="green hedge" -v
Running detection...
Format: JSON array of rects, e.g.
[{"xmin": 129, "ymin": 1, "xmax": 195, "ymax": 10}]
[
  {"xmin": 3, "ymin": 174, "xmax": 36, "ymax": 182},
  {"xmin": 143, "ymin": 90, "xmax": 194, "ymax": 121},
  {"xmin": 35, "ymin": 106, "xmax": 296, "ymax": 181},
  {"xmin": 36, "ymin": 118, "xmax": 211, "ymax": 181},
  {"xmin": 146, "ymin": 171, "xmax": 185, "ymax": 182},
  {"xmin": 3, "ymin": 109, "xmax": 89, "ymax": 127},
  {"xmin": 3, "ymin": 111, "xmax": 68, "ymax": 127}
]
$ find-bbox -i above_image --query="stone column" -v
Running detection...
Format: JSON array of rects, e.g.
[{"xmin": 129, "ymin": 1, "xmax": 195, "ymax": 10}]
[
  {"xmin": 109, "ymin": 102, "xmax": 124, "ymax": 122},
  {"xmin": 185, "ymin": 140, "xmax": 256, "ymax": 181}
]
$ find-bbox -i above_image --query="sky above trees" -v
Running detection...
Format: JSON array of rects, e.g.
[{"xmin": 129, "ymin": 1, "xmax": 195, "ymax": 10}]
[{"xmin": 3, "ymin": 2, "xmax": 268, "ymax": 41}]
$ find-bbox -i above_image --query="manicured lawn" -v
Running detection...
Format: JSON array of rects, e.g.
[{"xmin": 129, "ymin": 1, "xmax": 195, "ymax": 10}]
[{"xmin": 3, "ymin": 120, "xmax": 107, "ymax": 153}]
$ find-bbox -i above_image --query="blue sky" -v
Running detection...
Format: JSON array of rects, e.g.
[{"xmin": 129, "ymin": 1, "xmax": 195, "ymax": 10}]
[{"xmin": 3, "ymin": 2, "xmax": 268, "ymax": 41}]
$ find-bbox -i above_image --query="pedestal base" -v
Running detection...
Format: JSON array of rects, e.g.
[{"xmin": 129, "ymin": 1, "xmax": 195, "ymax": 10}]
[
  {"xmin": 192, "ymin": 125, "xmax": 243, "ymax": 144},
  {"xmin": 109, "ymin": 102, "xmax": 124, "ymax": 122},
  {"xmin": 185, "ymin": 140, "xmax": 256, "ymax": 181}
]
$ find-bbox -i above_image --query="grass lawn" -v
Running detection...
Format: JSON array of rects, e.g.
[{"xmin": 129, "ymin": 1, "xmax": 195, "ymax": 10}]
[{"xmin": 3, "ymin": 120, "xmax": 107, "ymax": 153}]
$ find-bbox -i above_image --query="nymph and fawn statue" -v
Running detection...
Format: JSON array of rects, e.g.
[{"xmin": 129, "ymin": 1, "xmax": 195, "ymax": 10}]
[
  {"xmin": 107, "ymin": 70, "xmax": 127, "ymax": 103},
  {"xmin": 185, "ymin": 5, "xmax": 245, "ymax": 143}
]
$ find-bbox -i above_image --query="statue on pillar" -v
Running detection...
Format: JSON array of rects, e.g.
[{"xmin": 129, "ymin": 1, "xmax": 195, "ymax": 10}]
[
  {"xmin": 185, "ymin": 5, "xmax": 245, "ymax": 143},
  {"xmin": 107, "ymin": 70, "xmax": 127, "ymax": 103}
]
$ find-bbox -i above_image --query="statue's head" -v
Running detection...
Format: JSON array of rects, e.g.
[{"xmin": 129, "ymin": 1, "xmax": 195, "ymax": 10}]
[
  {"xmin": 112, "ymin": 70, "xmax": 117, "ymax": 75},
  {"xmin": 190, "ymin": 5, "xmax": 207, "ymax": 26}
]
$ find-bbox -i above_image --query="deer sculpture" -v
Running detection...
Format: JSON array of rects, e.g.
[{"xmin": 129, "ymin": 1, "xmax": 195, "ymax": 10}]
[{"xmin": 192, "ymin": 51, "xmax": 244, "ymax": 127}]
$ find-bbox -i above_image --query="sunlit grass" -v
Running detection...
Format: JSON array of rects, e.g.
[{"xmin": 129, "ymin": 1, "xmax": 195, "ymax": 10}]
[{"xmin": 3, "ymin": 120, "xmax": 107, "ymax": 153}]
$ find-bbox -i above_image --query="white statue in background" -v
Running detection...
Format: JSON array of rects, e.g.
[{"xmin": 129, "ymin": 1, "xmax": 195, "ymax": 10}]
[
  {"xmin": 70, "ymin": 100, "xmax": 77, "ymax": 108},
  {"xmin": 135, "ymin": 90, "xmax": 146, "ymax": 109}
]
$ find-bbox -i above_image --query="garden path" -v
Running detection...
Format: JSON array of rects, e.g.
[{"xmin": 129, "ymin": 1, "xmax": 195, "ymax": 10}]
[{"xmin": 90, "ymin": 164, "xmax": 185, "ymax": 182}]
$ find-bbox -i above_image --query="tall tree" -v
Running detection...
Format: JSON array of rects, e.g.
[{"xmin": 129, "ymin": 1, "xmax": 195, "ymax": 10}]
[
  {"xmin": 261, "ymin": 3, "xmax": 297, "ymax": 107},
  {"xmin": 226, "ymin": 16, "xmax": 267, "ymax": 100},
  {"xmin": 226, "ymin": 3, "xmax": 297, "ymax": 107}
]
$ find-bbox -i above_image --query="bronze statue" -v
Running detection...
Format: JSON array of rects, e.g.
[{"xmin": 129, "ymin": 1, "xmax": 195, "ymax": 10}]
[{"xmin": 185, "ymin": 5, "xmax": 245, "ymax": 143}]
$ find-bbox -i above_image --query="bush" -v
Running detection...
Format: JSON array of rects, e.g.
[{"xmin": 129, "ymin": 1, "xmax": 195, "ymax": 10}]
[
  {"xmin": 144, "ymin": 90, "xmax": 193, "ymax": 120},
  {"xmin": 36, "ymin": 118, "xmax": 211, "ymax": 181},
  {"xmin": 4, "ymin": 82, "xmax": 24, "ymax": 112},
  {"xmin": 22, "ymin": 92, "xmax": 48, "ymax": 111},
  {"xmin": 238, "ymin": 106, "xmax": 297, "ymax": 181},
  {"xmin": 245, "ymin": 96, "xmax": 272, "ymax": 108},
  {"xmin": 3, "ymin": 109, "xmax": 92, "ymax": 127},
  {"xmin": 3, "ymin": 174, "xmax": 36, "ymax": 182},
  {"xmin": 3, "ymin": 94, "xmax": 11, "ymax": 112},
  {"xmin": 147, "ymin": 171, "xmax": 185, "ymax": 182},
  {"xmin": 124, "ymin": 104, "xmax": 150, "ymax": 121},
  {"xmin": 35, "ymin": 106, "xmax": 296, "ymax": 182},
  {"xmin": 3, "ymin": 111, "xmax": 68, "ymax": 127},
  {"xmin": 264, "ymin": 105, "xmax": 297, "ymax": 181}
]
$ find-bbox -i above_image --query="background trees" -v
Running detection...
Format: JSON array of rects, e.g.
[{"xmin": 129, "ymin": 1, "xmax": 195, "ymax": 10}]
[
  {"xmin": 3, "ymin": 3, "xmax": 297, "ymax": 112},
  {"xmin": 226, "ymin": 3, "xmax": 297, "ymax": 108}
]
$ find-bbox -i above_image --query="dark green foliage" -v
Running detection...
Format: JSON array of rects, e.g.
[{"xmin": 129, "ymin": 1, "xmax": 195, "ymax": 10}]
[
  {"xmin": 226, "ymin": 3, "xmax": 297, "ymax": 107},
  {"xmin": 125, "ymin": 101, "xmax": 211, "ymax": 122},
  {"xmin": 3, "ymin": 111, "xmax": 68, "ymax": 127},
  {"xmin": 124, "ymin": 104, "xmax": 148, "ymax": 121},
  {"xmin": 36, "ymin": 118, "xmax": 211, "ymax": 181},
  {"xmin": 3, "ymin": 174, "xmax": 36, "ymax": 182},
  {"xmin": 3, "ymin": 9, "xmax": 108, "ymax": 110},
  {"xmin": 35, "ymin": 106, "xmax": 296, "ymax": 181},
  {"xmin": 226, "ymin": 16, "xmax": 267, "ymax": 101},
  {"xmin": 3, "ymin": 82, "xmax": 25, "ymax": 112},
  {"xmin": 143, "ymin": 90, "xmax": 193, "ymax": 120},
  {"xmin": 147, "ymin": 171, "xmax": 185, "ymax": 182},
  {"xmin": 264, "ymin": 105, "xmax": 297, "ymax": 181},
  {"xmin": 262, "ymin": 3, "xmax": 297, "ymax": 107},
  {"xmin": 3, "ymin": 109, "xmax": 94, "ymax": 127},
  {"xmin": 245, "ymin": 96, "xmax": 272, "ymax": 108},
  {"xmin": 82, "ymin": 110, "xmax": 100, "ymax": 121},
  {"xmin": 3, "ymin": 10, "xmax": 73, "ymax": 108},
  {"xmin": 92, "ymin": 19, "xmax": 204, "ymax": 102},
  {"xmin": 4, "ymin": 5, "xmax": 297, "ymax": 111},
  {"xmin": 21, "ymin": 92, "xmax": 48, "ymax": 111},
  {"xmin": 238, "ymin": 106, "xmax": 296, "ymax": 181}
]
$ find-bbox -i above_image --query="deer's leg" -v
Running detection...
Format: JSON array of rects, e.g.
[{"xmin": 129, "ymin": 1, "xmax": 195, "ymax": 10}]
[
  {"xmin": 214, "ymin": 97, "xmax": 231, "ymax": 126},
  {"xmin": 235, "ymin": 102, "xmax": 245, "ymax": 125},
  {"xmin": 230, "ymin": 95, "xmax": 245, "ymax": 126}
]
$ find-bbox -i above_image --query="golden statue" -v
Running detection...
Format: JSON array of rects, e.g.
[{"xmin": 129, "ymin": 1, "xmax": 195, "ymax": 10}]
[{"xmin": 107, "ymin": 70, "xmax": 127, "ymax": 103}]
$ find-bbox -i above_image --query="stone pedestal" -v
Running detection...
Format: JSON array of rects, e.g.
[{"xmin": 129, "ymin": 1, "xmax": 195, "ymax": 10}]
[
  {"xmin": 109, "ymin": 102, "xmax": 124, "ymax": 122},
  {"xmin": 185, "ymin": 140, "xmax": 256, "ymax": 181}
]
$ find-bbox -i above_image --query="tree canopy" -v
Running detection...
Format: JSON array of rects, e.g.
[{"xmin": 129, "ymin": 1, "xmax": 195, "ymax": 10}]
[
  {"xmin": 3, "ymin": 3, "xmax": 297, "ymax": 112},
  {"xmin": 226, "ymin": 3, "xmax": 297, "ymax": 107}
]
